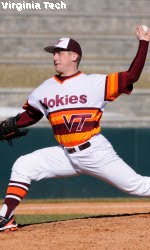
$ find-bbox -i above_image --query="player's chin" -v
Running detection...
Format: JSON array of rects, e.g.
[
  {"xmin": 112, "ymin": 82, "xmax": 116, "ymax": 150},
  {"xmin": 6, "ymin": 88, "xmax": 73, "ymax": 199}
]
[{"xmin": 54, "ymin": 66, "xmax": 63, "ymax": 74}]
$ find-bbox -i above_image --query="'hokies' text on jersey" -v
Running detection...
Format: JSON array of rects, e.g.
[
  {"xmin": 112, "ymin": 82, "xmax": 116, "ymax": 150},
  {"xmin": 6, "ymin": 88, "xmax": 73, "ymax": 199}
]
[{"xmin": 40, "ymin": 94, "xmax": 87, "ymax": 108}]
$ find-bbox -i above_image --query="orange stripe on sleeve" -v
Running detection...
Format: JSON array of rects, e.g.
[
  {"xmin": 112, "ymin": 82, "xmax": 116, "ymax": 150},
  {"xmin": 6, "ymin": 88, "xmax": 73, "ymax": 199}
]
[
  {"xmin": 23, "ymin": 100, "xmax": 28, "ymax": 109},
  {"xmin": 105, "ymin": 73, "xmax": 120, "ymax": 101}
]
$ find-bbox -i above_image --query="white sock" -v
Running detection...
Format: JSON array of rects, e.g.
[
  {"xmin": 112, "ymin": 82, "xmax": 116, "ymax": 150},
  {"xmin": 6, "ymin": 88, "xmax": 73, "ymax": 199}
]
[{"xmin": 0, "ymin": 204, "xmax": 8, "ymax": 217}]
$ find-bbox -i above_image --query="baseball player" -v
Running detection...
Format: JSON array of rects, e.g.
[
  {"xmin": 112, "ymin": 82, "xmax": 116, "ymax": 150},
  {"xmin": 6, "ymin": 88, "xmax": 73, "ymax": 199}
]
[{"xmin": 0, "ymin": 25, "xmax": 150, "ymax": 232}]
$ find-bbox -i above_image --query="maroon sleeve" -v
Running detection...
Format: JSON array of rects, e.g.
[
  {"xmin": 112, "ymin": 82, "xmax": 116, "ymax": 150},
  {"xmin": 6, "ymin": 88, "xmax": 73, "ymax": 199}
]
[
  {"xmin": 118, "ymin": 40, "xmax": 149, "ymax": 94},
  {"xmin": 16, "ymin": 100, "xmax": 44, "ymax": 128},
  {"xmin": 16, "ymin": 111, "xmax": 43, "ymax": 128}
]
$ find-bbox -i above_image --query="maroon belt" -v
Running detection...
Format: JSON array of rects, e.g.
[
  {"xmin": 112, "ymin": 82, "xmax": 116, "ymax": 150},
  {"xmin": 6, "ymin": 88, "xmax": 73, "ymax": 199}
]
[{"xmin": 66, "ymin": 141, "xmax": 91, "ymax": 154}]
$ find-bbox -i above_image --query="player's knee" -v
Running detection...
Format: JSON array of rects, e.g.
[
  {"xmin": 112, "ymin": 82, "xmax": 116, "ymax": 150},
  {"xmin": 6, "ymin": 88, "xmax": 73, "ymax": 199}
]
[
  {"xmin": 11, "ymin": 155, "xmax": 31, "ymax": 183},
  {"xmin": 123, "ymin": 175, "xmax": 150, "ymax": 196},
  {"xmin": 12, "ymin": 155, "xmax": 28, "ymax": 173}
]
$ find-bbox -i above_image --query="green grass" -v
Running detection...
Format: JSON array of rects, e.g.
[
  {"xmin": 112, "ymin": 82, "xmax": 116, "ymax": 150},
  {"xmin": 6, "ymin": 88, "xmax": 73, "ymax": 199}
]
[
  {"xmin": 2, "ymin": 198, "xmax": 150, "ymax": 225},
  {"xmin": 1, "ymin": 197, "xmax": 150, "ymax": 206},
  {"xmin": 17, "ymin": 197, "xmax": 150, "ymax": 203},
  {"xmin": 15, "ymin": 214, "xmax": 94, "ymax": 225}
]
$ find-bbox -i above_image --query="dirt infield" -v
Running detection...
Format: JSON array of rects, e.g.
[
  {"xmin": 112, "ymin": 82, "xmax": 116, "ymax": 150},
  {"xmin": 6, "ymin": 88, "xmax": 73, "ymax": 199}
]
[{"xmin": 1, "ymin": 200, "xmax": 150, "ymax": 250}]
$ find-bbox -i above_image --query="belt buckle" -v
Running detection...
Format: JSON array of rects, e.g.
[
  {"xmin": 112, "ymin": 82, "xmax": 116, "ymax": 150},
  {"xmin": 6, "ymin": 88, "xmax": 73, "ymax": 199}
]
[
  {"xmin": 64, "ymin": 147, "xmax": 76, "ymax": 154},
  {"xmin": 79, "ymin": 141, "xmax": 91, "ymax": 151},
  {"xmin": 66, "ymin": 141, "xmax": 91, "ymax": 154},
  {"xmin": 68, "ymin": 148, "xmax": 76, "ymax": 154}
]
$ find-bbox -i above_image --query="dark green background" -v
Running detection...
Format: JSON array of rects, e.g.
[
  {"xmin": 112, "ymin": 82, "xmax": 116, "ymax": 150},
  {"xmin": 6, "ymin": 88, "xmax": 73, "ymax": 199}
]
[{"xmin": 0, "ymin": 128, "xmax": 149, "ymax": 199}]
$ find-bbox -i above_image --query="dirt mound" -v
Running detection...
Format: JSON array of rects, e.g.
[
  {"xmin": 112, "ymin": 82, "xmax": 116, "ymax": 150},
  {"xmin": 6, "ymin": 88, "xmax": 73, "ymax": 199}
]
[
  {"xmin": 0, "ymin": 214, "xmax": 150, "ymax": 250},
  {"xmin": 1, "ymin": 201, "xmax": 150, "ymax": 250}
]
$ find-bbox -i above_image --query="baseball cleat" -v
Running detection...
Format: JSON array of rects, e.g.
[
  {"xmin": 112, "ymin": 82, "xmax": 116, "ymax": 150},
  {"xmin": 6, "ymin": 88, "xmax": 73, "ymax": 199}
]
[{"xmin": 0, "ymin": 215, "xmax": 18, "ymax": 232}]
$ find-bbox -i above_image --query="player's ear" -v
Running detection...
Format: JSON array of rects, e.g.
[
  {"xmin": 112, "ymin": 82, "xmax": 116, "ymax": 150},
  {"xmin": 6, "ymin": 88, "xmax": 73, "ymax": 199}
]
[{"xmin": 71, "ymin": 52, "xmax": 79, "ymax": 62}]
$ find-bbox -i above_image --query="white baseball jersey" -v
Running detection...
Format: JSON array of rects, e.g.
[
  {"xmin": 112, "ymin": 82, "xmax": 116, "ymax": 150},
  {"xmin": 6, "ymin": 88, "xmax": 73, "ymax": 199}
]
[
  {"xmin": 23, "ymin": 72, "xmax": 127, "ymax": 147},
  {"xmin": 10, "ymin": 72, "xmax": 150, "ymax": 198}
]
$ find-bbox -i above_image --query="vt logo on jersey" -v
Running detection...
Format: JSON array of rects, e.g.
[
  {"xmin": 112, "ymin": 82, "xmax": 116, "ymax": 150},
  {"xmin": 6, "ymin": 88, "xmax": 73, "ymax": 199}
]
[
  {"xmin": 40, "ymin": 94, "xmax": 87, "ymax": 108},
  {"xmin": 63, "ymin": 114, "xmax": 92, "ymax": 132}
]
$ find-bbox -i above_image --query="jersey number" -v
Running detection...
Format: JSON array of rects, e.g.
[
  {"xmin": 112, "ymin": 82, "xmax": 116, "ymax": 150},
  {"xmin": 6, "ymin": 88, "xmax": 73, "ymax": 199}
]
[{"xmin": 63, "ymin": 114, "xmax": 92, "ymax": 132}]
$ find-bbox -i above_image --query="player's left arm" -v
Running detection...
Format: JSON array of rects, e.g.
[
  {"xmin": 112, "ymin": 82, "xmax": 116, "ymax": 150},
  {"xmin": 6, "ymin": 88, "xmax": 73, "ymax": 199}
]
[{"xmin": 105, "ymin": 25, "xmax": 150, "ymax": 101}]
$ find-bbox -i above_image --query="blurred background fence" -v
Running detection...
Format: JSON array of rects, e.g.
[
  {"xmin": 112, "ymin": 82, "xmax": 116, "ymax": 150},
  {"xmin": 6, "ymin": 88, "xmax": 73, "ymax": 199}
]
[{"xmin": 0, "ymin": 127, "xmax": 150, "ymax": 199}]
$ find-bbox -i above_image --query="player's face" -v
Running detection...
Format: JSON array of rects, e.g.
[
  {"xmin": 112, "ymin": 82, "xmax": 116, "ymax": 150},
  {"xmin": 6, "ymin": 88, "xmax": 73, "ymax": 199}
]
[{"xmin": 53, "ymin": 49, "xmax": 77, "ymax": 75}]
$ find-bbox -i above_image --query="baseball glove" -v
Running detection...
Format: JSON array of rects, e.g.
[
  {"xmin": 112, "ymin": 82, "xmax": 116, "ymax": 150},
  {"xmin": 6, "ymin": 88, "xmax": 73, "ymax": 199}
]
[{"xmin": 0, "ymin": 114, "xmax": 29, "ymax": 146}]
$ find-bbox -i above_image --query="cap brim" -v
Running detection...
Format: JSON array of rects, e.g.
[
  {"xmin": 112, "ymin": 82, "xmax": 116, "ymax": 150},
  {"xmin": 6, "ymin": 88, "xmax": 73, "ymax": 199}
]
[
  {"xmin": 44, "ymin": 46, "xmax": 55, "ymax": 53},
  {"xmin": 44, "ymin": 46, "xmax": 70, "ymax": 54}
]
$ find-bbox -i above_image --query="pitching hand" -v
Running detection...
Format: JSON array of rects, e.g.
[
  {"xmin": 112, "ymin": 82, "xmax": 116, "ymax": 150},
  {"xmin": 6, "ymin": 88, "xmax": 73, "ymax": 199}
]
[{"xmin": 136, "ymin": 25, "xmax": 150, "ymax": 42}]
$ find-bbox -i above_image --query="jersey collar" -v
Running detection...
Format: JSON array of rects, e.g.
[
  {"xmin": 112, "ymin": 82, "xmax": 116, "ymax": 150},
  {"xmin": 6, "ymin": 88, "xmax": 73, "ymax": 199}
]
[{"xmin": 54, "ymin": 71, "xmax": 82, "ymax": 84}]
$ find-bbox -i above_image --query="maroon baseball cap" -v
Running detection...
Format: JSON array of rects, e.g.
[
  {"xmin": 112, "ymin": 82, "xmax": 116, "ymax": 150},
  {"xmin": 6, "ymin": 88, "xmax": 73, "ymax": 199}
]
[{"xmin": 44, "ymin": 37, "xmax": 82, "ymax": 57}]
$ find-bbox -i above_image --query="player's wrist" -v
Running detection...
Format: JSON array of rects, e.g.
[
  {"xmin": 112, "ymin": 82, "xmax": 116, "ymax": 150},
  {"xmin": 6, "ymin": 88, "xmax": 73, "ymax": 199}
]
[{"xmin": 139, "ymin": 39, "xmax": 149, "ymax": 43}]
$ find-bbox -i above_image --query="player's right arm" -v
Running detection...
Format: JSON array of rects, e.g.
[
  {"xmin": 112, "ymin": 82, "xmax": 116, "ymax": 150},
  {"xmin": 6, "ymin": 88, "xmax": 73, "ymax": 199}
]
[
  {"xmin": 16, "ymin": 108, "xmax": 43, "ymax": 128},
  {"xmin": 15, "ymin": 88, "xmax": 44, "ymax": 128},
  {"xmin": 15, "ymin": 91, "xmax": 45, "ymax": 128},
  {"xmin": 15, "ymin": 80, "xmax": 51, "ymax": 128},
  {"xmin": 0, "ymin": 98, "xmax": 43, "ymax": 144},
  {"xmin": 105, "ymin": 25, "xmax": 150, "ymax": 101}
]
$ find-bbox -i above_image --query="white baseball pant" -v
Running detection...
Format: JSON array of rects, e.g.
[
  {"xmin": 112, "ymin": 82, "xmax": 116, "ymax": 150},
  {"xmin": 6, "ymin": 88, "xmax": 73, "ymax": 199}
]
[{"xmin": 11, "ymin": 133, "xmax": 150, "ymax": 196}]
